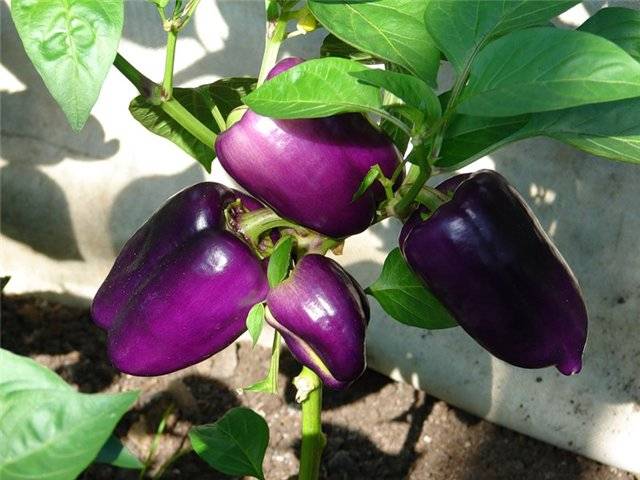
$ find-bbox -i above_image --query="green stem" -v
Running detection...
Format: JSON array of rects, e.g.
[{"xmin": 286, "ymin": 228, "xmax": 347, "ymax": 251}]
[
  {"xmin": 257, "ymin": 10, "xmax": 288, "ymax": 86},
  {"xmin": 113, "ymin": 52, "xmax": 217, "ymax": 147},
  {"xmin": 161, "ymin": 98, "xmax": 216, "ymax": 147},
  {"xmin": 161, "ymin": 30, "xmax": 178, "ymax": 100},
  {"xmin": 113, "ymin": 53, "xmax": 158, "ymax": 100},
  {"xmin": 295, "ymin": 367, "xmax": 325, "ymax": 480},
  {"xmin": 394, "ymin": 143, "xmax": 430, "ymax": 215},
  {"xmin": 239, "ymin": 209, "xmax": 300, "ymax": 244}
]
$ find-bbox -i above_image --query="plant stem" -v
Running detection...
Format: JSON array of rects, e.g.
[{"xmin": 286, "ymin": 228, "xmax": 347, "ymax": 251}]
[
  {"xmin": 113, "ymin": 53, "xmax": 157, "ymax": 100},
  {"xmin": 161, "ymin": 99, "xmax": 216, "ymax": 147},
  {"xmin": 295, "ymin": 367, "xmax": 325, "ymax": 480},
  {"xmin": 113, "ymin": 52, "xmax": 217, "ymax": 148},
  {"xmin": 257, "ymin": 4, "xmax": 288, "ymax": 86},
  {"xmin": 161, "ymin": 29, "xmax": 178, "ymax": 100}
]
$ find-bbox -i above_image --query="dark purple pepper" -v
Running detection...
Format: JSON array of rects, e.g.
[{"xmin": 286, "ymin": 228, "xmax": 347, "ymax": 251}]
[
  {"xmin": 215, "ymin": 57, "xmax": 401, "ymax": 238},
  {"xmin": 266, "ymin": 255, "xmax": 369, "ymax": 389},
  {"xmin": 92, "ymin": 183, "xmax": 269, "ymax": 376},
  {"xmin": 400, "ymin": 170, "xmax": 588, "ymax": 375}
]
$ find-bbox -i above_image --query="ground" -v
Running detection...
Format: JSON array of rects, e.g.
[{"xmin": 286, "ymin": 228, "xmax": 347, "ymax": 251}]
[{"xmin": 2, "ymin": 294, "xmax": 636, "ymax": 480}]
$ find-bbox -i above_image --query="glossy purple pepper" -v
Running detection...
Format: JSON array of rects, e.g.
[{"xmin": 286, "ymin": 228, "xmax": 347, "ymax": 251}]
[
  {"xmin": 215, "ymin": 57, "xmax": 401, "ymax": 238},
  {"xmin": 92, "ymin": 183, "xmax": 269, "ymax": 376},
  {"xmin": 400, "ymin": 171, "xmax": 588, "ymax": 375},
  {"xmin": 266, "ymin": 255, "xmax": 369, "ymax": 389}
]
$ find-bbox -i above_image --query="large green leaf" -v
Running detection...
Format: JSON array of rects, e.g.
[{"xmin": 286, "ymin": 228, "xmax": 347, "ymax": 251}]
[
  {"xmin": 424, "ymin": 0, "xmax": 579, "ymax": 72},
  {"xmin": 190, "ymin": 407, "xmax": 269, "ymax": 480},
  {"xmin": 436, "ymin": 114, "xmax": 529, "ymax": 169},
  {"xmin": 579, "ymin": 7, "xmax": 640, "ymax": 62},
  {"xmin": 0, "ymin": 349, "xmax": 137, "ymax": 480},
  {"xmin": 519, "ymin": 98, "xmax": 640, "ymax": 164},
  {"xmin": 366, "ymin": 248, "xmax": 457, "ymax": 330},
  {"xmin": 244, "ymin": 57, "xmax": 382, "ymax": 118},
  {"xmin": 309, "ymin": 0, "xmax": 440, "ymax": 86},
  {"xmin": 11, "ymin": 0, "xmax": 124, "ymax": 130},
  {"xmin": 458, "ymin": 28, "xmax": 640, "ymax": 117}
]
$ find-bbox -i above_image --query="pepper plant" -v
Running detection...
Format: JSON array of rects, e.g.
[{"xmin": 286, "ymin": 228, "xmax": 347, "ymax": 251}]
[{"xmin": 3, "ymin": 0, "xmax": 640, "ymax": 479}]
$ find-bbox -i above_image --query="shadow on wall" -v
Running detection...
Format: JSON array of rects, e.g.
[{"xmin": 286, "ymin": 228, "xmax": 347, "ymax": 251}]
[
  {"xmin": 0, "ymin": 1, "xmax": 119, "ymax": 260},
  {"xmin": 108, "ymin": 163, "xmax": 205, "ymax": 254}
]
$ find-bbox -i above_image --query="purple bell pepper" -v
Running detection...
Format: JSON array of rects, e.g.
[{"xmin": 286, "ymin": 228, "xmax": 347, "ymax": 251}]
[
  {"xmin": 266, "ymin": 255, "xmax": 369, "ymax": 389},
  {"xmin": 215, "ymin": 57, "xmax": 401, "ymax": 238},
  {"xmin": 92, "ymin": 183, "xmax": 269, "ymax": 376},
  {"xmin": 400, "ymin": 170, "xmax": 588, "ymax": 375}
]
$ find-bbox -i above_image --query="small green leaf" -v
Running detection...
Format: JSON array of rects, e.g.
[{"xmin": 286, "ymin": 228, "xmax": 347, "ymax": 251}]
[
  {"xmin": 0, "ymin": 349, "xmax": 138, "ymax": 480},
  {"xmin": 190, "ymin": 407, "xmax": 269, "ymax": 480},
  {"xmin": 381, "ymin": 111, "xmax": 410, "ymax": 154},
  {"xmin": 350, "ymin": 69, "xmax": 441, "ymax": 122},
  {"xmin": 424, "ymin": 0, "xmax": 579, "ymax": 73},
  {"xmin": 246, "ymin": 303, "xmax": 266, "ymax": 347},
  {"xmin": 458, "ymin": 28, "xmax": 640, "ymax": 117},
  {"xmin": 244, "ymin": 57, "xmax": 382, "ymax": 119},
  {"xmin": 579, "ymin": 7, "xmax": 640, "ymax": 62},
  {"xmin": 310, "ymin": 0, "xmax": 440, "ymax": 86},
  {"xmin": 352, "ymin": 165, "xmax": 384, "ymax": 202},
  {"xmin": 320, "ymin": 34, "xmax": 375, "ymax": 62},
  {"xmin": 267, "ymin": 236, "xmax": 294, "ymax": 287},
  {"xmin": 11, "ymin": 0, "xmax": 124, "ymax": 130},
  {"xmin": 95, "ymin": 435, "xmax": 143, "ymax": 470},
  {"xmin": 0, "ymin": 276, "xmax": 10, "ymax": 291},
  {"xmin": 366, "ymin": 249, "xmax": 457, "ymax": 330}
]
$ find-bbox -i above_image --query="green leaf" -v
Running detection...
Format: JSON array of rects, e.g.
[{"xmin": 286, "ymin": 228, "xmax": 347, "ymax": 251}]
[
  {"xmin": 436, "ymin": 113, "xmax": 529, "ymax": 169},
  {"xmin": 320, "ymin": 33, "xmax": 375, "ymax": 62},
  {"xmin": 267, "ymin": 236, "xmax": 294, "ymax": 287},
  {"xmin": 95, "ymin": 435, "xmax": 143, "ymax": 470},
  {"xmin": 519, "ymin": 97, "xmax": 640, "ymax": 164},
  {"xmin": 458, "ymin": 28, "xmax": 640, "ymax": 117},
  {"xmin": 0, "ymin": 349, "xmax": 137, "ymax": 480},
  {"xmin": 246, "ymin": 303, "xmax": 266, "ymax": 347},
  {"xmin": 424, "ymin": 0, "xmax": 579, "ymax": 72},
  {"xmin": 243, "ymin": 331, "xmax": 281, "ymax": 395},
  {"xmin": 130, "ymin": 89, "xmax": 214, "ymax": 171},
  {"xmin": 366, "ymin": 249, "xmax": 456, "ymax": 330},
  {"xmin": 207, "ymin": 77, "xmax": 257, "ymax": 120},
  {"xmin": 190, "ymin": 407, "xmax": 269, "ymax": 480},
  {"xmin": 381, "ymin": 111, "xmax": 410, "ymax": 154},
  {"xmin": 11, "ymin": 0, "xmax": 124, "ymax": 130},
  {"xmin": 350, "ymin": 69, "xmax": 441, "ymax": 122},
  {"xmin": 353, "ymin": 165, "xmax": 384, "ymax": 201},
  {"xmin": 244, "ymin": 57, "xmax": 382, "ymax": 119},
  {"xmin": 309, "ymin": 0, "xmax": 440, "ymax": 86},
  {"xmin": 579, "ymin": 7, "xmax": 640, "ymax": 62}
]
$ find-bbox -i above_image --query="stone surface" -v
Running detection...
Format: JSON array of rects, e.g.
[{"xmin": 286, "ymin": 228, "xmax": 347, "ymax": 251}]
[{"xmin": 1, "ymin": 0, "xmax": 638, "ymax": 474}]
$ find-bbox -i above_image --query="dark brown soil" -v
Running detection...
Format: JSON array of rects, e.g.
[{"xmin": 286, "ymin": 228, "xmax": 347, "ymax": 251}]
[{"xmin": 2, "ymin": 294, "xmax": 636, "ymax": 480}]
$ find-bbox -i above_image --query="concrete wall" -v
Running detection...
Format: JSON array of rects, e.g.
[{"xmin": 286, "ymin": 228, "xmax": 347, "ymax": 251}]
[{"xmin": 1, "ymin": 0, "xmax": 638, "ymax": 473}]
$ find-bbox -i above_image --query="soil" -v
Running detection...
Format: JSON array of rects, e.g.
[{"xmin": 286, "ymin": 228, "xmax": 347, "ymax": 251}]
[{"xmin": 2, "ymin": 293, "xmax": 636, "ymax": 480}]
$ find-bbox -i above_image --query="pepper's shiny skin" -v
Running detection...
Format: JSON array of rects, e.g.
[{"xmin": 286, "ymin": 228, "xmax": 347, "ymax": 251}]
[
  {"xmin": 215, "ymin": 57, "xmax": 401, "ymax": 238},
  {"xmin": 92, "ymin": 183, "xmax": 269, "ymax": 376},
  {"xmin": 400, "ymin": 170, "xmax": 588, "ymax": 375},
  {"xmin": 266, "ymin": 255, "xmax": 369, "ymax": 389}
]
